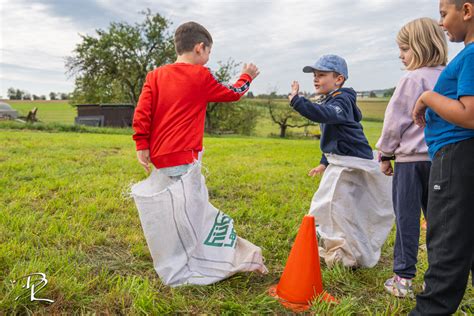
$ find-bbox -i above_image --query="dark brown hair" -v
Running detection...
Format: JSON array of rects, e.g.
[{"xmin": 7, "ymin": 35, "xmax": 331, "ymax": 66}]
[
  {"xmin": 449, "ymin": 0, "xmax": 474, "ymax": 9},
  {"xmin": 174, "ymin": 22, "xmax": 213, "ymax": 55}
]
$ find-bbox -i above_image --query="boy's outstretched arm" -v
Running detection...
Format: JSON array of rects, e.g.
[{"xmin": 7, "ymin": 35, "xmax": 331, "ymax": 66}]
[
  {"xmin": 413, "ymin": 93, "xmax": 474, "ymax": 129},
  {"xmin": 288, "ymin": 81, "xmax": 350, "ymax": 124},
  {"xmin": 206, "ymin": 63, "xmax": 259, "ymax": 103}
]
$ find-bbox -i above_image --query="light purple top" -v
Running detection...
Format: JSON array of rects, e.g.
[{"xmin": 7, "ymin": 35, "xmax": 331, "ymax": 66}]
[{"xmin": 376, "ymin": 66, "xmax": 444, "ymax": 162}]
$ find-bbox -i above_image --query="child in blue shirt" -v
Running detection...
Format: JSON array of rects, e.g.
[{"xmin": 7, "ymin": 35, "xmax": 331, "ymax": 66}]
[{"xmin": 410, "ymin": 0, "xmax": 474, "ymax": 314}]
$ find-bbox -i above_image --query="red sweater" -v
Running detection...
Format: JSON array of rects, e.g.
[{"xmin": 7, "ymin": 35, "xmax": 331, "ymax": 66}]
[{"xmin": 132, "ymin": 63, "xmax": 252, "ymax": 168}]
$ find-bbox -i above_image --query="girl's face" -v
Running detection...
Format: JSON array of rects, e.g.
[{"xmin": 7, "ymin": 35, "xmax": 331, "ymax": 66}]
[
  {"xmin": 398, "ymin": 43, "xmax": 414, "ymax": 67},
  {"xmin": 313, "ymin": 71, "xmax": 344, "ymax": 95}
]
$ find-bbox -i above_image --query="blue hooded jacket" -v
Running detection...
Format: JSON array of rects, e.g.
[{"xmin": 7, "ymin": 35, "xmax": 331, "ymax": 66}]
[{"xmin": 290, "ymin": 88, "xmax": 373, "ymax": 165}]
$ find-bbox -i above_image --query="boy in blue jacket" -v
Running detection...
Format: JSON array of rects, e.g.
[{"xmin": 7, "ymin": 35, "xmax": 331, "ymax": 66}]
[
  {"xmin": 288, "ymin": 55, "xmax": 393, "ymax": 268},
  {"xmin": 288, "ymin": 54, "xmax": 373, "ymax": 175}
]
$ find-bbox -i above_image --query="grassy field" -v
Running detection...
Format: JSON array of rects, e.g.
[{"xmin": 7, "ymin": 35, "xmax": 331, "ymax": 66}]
[
  {"xmin": 1, "ymin": 101, "xmax": 472, "ymax": 314},
  {"xmin": 5, "ymin": 100, "xmax": 76, "ymax": 124},
  {"xmin": 4, "ymin": 98, "xmax": 387, "ymax": 137}
]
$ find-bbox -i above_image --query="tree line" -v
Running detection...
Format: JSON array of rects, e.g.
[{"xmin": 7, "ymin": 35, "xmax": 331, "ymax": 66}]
[{"xmin": 6, "ymin": 88, "xmax": 71, "ymax": 100}]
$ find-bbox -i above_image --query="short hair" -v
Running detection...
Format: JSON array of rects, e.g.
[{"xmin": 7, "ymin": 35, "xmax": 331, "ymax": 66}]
[
  {"xmin": 397, "ymin": 17, "xmax": 448, "ymax": 71},
  {"xmin": 448, "ymin": 0, "xmax": 474, "ymax": 9},
  {"xmin": 332, "ymin": 72, "xmax": 346, "ymax": 87},
  {"xmin": 174, "ymin": 22, "xmax": 213, "ymax": 55}
]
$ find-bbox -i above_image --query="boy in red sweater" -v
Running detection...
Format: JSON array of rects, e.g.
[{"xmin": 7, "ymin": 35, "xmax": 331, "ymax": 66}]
[{"xmin": 132, "ymin": 21, "xmax": 259, "ymax": 175}]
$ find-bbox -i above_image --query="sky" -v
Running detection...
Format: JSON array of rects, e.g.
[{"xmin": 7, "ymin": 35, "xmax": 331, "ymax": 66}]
[{"xmin": 0, "ymin": 0, "xmax": 466, "ymax": 98}]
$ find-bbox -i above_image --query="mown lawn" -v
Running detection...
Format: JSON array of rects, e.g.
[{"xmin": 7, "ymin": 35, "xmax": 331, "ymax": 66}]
[
  {"xmin": 1, "ymin": 127, "xmax": 472, "ymax": 314},
  {"xmin": 6, "ymin": 100, "xmax": 76, "ymax": 124}
]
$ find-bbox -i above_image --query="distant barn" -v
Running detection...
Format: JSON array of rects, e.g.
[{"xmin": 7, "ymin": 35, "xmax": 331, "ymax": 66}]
[{"xmin": 75, "ymin": 103, "xmax": 134, "ymax": 127}]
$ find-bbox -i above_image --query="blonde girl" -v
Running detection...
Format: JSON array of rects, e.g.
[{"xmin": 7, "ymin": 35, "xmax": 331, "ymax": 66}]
[{"xmin": 376, "ymin": 17, "xmax": 448, "ymax": 298}]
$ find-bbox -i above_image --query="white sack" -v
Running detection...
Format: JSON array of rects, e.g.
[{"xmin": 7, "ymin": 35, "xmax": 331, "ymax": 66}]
[
  {"xmin": 309, "ymin": 153, "xmax": 394, "ymax": 268},
  {"xmin": 131, "ymin": 161, "xmax": 267, "ymax": 286}
]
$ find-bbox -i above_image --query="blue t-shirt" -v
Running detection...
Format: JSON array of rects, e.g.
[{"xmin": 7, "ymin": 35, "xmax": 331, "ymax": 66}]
[{"xmin": 425, "ymin": 42, "xmax": 474, "ymax": 158}]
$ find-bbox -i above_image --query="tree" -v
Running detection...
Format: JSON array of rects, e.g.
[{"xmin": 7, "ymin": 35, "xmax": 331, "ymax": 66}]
[
  {"xmin": 369, "ymin": 91, "xmax": 377, "ymax": 98},
  {"xmin": 40, "ymin": 95, "xmax": 47, "ymax": 100},
  {"xmin": 66, "ymin": 9, "xmax": 175, "ymax": 106},
  {"xmin": 23, "ymin": 93, "xmax": 31, "ymax": 100},
  {"xmin": 383, "ymin": 87, "xmax": 396, "ymax": 98},
  {"xmin": 60, "ymin": 93, "xmax": 70, "ymax": 100},
  {"xmin": 33, "ymin": 94, "xmax": 41, "ymax": 100},
  {"xmin": 267, "ymin": 94, "xmax": 317, "ymax": 138},
  {"xmin": 204, "ymin": 59, "xmax": 259, "ymax": 135},
  {"xmin": 49, "ymin": 92, "xmax": 57, "ymax": 100},
  {"xmin": 15, "ymin": 89, "xmax": 24, "ymax": 100},
  {"xmin": 7, "ymin": 87, "xmax": 17, "ymax": 100},
  {"xmin": 205, "ymin": 59, "xmax": 239, "ymax": 132}
]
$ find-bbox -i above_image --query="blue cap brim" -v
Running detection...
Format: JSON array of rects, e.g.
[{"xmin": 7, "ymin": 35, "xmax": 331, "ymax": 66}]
[{"xmin": 302, "ymin": 65, "xmax": 334, "ymax": 73}]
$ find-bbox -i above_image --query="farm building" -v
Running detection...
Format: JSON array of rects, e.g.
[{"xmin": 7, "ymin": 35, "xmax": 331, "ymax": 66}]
[{"xmin": 75, "ymin": 103, "xmax": 134, "ymax": 127}]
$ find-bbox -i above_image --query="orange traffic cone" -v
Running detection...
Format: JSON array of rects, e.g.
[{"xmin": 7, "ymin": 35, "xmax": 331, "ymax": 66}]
[{"xmin": 269, "ymin": 215, "xmax": 337, "ymax": 312}]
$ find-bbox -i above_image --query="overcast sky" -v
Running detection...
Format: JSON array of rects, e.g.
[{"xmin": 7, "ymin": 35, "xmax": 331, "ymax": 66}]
[{"xmin": 0, "ymin": 0, "xmax": 466, "ymax": 98}]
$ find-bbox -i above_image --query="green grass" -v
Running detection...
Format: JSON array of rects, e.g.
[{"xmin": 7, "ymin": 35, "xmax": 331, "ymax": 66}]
[
  {"xmin": 1, "ymin": 99, "xmax": 471, "ymax": 314},
  {"xmin": 357, "ymin": 98, "xmax": 389, "ymax": 122},
  {"xmin": 1, "ymin": 128, "xmax": 472, "ymax": 314},
  {"xmin": 6, "ymin": 100, "xmax": 76, "ymax": 124}
]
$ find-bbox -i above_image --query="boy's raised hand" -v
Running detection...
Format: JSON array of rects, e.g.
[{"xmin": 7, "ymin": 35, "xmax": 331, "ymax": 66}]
[
  {"xmin": 242, "ymin": 63, "xmax": 260, "ymax": 79},
  {"xmin": 308, "ymin": 164, "xmax": 326, "ymax": 177},
  {"xmin": 288, "ymin": 81, "xmax": 299, "ymax": 102},
  {"xmin": 137, "ymin": 149, "xmax": 151, "ymax": 173}
]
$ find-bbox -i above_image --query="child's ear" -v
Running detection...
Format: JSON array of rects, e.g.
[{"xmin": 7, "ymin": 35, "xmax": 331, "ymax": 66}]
[
  {"xmin": 193, "ymin": 43, "xmax": 202, "ymax": 54},
  {"xmin": 194, "ymin": 42, "xmax": 205, "ymax": 54},
  {"xmin": 463, "ymin": 3, "xmax": 473, "ymax": 21}
]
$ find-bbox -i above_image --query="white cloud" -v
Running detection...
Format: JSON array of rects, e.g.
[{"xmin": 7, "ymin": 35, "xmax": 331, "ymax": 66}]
[
  {"xmin": 0, "ymin": 0, "xmax": 84, "ymax": 95},
  {"xmin": 0, "ymin": 0, "xmax": 467, "ymax": 98}
]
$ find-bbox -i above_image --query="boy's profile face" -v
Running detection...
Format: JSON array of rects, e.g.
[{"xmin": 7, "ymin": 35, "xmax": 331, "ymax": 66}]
[
  {"xmin": 439, "ymin": 0, "xmax": 473, "ymax": 43},
  {"xmin": 312, "ymin": 70, "xmax": 344, "ymax": 95}
]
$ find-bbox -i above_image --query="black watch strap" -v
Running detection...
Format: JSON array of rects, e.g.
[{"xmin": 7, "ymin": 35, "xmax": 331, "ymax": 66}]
[{"xmin": 380, "ymin": 155, "xmax": 395, "ymax": 162}]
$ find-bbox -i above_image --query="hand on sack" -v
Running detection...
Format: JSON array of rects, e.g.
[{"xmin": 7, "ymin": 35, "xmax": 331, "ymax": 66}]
[
  {"xmin": 137, "ymin": 149, "xmax": 151, "ymax": 173},
  {"xmin": 308, "ymin": 164, "xmax": 326, "ymax": 177}
]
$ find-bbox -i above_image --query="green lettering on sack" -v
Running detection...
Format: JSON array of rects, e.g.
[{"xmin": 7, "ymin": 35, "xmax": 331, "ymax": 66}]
[{"xmin": 204, "ymin": 212, "xmax": 237, "ymax": 248}]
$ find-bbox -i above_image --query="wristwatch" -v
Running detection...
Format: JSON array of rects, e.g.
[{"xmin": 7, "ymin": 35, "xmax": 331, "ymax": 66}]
[{"xmin": 380, "ymin": 155, "xmax": 395, "ymax": 162}]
